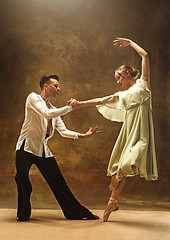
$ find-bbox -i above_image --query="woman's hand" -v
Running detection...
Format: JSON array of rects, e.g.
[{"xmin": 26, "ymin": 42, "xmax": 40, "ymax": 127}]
[
  {"xmin": 78, "ymin": 127, "xmax": 101, "ymax": 139},
  {"xmin": 113, "ymin": 37, "xmax": 130, "ymax": 47}
]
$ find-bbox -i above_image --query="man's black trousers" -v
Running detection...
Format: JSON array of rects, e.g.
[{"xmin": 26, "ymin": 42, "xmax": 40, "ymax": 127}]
[{"xmin": 15, "ymin": 143, "xmax": 94, "ymax": 220}]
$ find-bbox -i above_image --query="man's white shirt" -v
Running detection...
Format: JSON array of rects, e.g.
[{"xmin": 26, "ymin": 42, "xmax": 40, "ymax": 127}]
[{"xmin": 16, "ymin": 92, "xmax": 79, "ymax": 157}]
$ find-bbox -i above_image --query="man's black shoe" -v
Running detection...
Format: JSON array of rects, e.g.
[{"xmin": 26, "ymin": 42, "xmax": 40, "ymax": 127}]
[
  {"xmin": 86, "ymin": 214, "xmax": 100, "ymax": 220},
  {"xmin": 67, "ymin": 214, "xmax": 100, "ymax": 220},
  {"xmin": 16, "ymin": 216, "xmax": 30, "ymax": 222}
]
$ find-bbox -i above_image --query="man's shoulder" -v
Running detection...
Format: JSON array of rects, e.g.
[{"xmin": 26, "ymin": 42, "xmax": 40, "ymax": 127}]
[
  {"xmin": 26, "ymin": 92, "xmax": 41, "ymax": 104},
  {"xmin": 27, "ymin": 92, "xmax": 40, "ymax": 100},
  {"xmin": 28, "ymin": 92, "xmax": 38, "ymax": 97}
]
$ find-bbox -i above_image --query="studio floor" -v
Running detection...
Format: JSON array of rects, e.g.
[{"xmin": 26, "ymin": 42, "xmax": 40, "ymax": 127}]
[{"xmin": 0, "ymin": 208, "xmax": 170, "ymax": 240}]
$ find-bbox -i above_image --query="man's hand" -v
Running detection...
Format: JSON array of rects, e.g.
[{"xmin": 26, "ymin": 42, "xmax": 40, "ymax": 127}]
[
  {"xmin": 67, "ymin": 98, "xmax": 81, "ymax": 109},
  {"xmin": 78, "ymin": 127, "xmax": 101, "ymax": 139}
]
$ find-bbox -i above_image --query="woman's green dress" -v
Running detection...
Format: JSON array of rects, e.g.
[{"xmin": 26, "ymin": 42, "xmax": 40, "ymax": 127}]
[{"xmin": 96, "ymin": 78, "xmax": 158, "ymax": 181}]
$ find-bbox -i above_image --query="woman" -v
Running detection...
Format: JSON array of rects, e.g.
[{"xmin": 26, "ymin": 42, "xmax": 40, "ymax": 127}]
[{"xmin": 68, "ymin": 37, "xmax": 158, "ymax": 222}]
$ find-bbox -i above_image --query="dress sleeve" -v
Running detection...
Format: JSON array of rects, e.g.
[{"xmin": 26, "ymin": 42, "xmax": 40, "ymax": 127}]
[
  {"xmin": 137, "ymin": 78, "xmax": 151, "ymax": 93},
  {"xmin": 136, "ymin": 78, "xmax": 152, "ymax": 108},
  {"xmin": 96, "ymin": 92, "xmax": 126, "ymax": 122}
]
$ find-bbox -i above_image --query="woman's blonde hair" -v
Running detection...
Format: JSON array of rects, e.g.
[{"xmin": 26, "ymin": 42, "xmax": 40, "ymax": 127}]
[{"xmin": 115, "ymin": 65, "xmax": 140, "ymax": 80}]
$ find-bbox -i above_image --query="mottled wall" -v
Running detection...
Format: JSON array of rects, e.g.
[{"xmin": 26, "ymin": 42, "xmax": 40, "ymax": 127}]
[{"xmin": 0, "ymin": 0, "xmax": 169, "ymax": 208}]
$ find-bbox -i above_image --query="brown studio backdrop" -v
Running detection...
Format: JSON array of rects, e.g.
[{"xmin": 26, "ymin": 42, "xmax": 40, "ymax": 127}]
[{"xmin": 0, "ymin": 0, "xmax": 169, "ymax": 208}]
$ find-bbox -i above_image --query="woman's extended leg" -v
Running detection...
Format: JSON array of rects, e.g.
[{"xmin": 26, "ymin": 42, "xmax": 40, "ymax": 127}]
[
  {"xmin": 103, "ymin": 175, "xmax": 126, "ymax": 222},
  {"xmin": 111, "ymin": 176, "xmax": 126, "ymax": 199}
]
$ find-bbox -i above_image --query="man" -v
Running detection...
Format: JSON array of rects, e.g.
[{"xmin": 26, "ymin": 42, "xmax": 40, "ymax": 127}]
[{"xmin": 15, "ymin": 74, "xmax": 100, "ymax": 221}]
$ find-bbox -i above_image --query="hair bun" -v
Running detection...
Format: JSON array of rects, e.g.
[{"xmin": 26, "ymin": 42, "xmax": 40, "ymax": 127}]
[
  {"xmin": 115, "ymin": 65, "xmax": 140, "ymax": 80},
  {"xmin": 131, "ymin": 68, "xmax": 140, "ymax": 79}
]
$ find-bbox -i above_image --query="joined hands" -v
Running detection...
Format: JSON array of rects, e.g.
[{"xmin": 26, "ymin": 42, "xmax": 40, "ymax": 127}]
[
  {"xmin": 67, "ymin": 98, "xmax": 101, "ymax": 138},
  {"xmin": 67, "ymin": 98, "xmax": 81, "ymax": 109}
]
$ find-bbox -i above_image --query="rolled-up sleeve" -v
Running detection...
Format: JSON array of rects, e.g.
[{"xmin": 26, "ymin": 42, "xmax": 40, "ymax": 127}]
[
  {"xmin": 55, "ymin": 117, "xmax": 79, "ymax": 139},
  {"xmin": 27, "ymin": 92, "xmax": 72, "ymax": 119}
]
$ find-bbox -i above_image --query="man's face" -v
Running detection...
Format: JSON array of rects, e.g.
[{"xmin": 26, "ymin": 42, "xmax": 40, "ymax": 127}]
[{"xmin": 45, "ymin": 79, "xmax": 60, "ymax": 97}]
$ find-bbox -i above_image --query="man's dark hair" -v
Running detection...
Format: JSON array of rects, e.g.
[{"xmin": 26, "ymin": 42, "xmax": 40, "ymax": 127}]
[{"xmin": 40, "ymin": 74, "xmax": 59, "ymax": 89}]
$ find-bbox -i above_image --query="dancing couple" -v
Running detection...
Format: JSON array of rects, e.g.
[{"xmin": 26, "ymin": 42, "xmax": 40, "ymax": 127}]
[{"xmin": 15, "ymin": 37, "xmax": 158, "ymax": 222}]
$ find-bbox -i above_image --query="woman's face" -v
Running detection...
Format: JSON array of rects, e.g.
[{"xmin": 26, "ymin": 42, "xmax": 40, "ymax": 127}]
[{"xmin": 114, "ymin": 71, "xmax": 131, "ymax": 87}]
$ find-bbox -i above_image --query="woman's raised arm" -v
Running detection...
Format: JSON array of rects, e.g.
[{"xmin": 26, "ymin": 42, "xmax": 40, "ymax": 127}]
[{"xmin": 113, "ymin": 37, "xmax": 150, "ymax": 84}]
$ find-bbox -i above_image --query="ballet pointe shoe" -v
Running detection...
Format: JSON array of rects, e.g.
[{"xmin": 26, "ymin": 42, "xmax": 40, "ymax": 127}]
[
  {"xmin": 103, "ymin": 197, "xmax": 119, "ymax": 222},
  {"xmin": 109, "ymin": 174, "xmax": 121, "ymax": 191}
]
